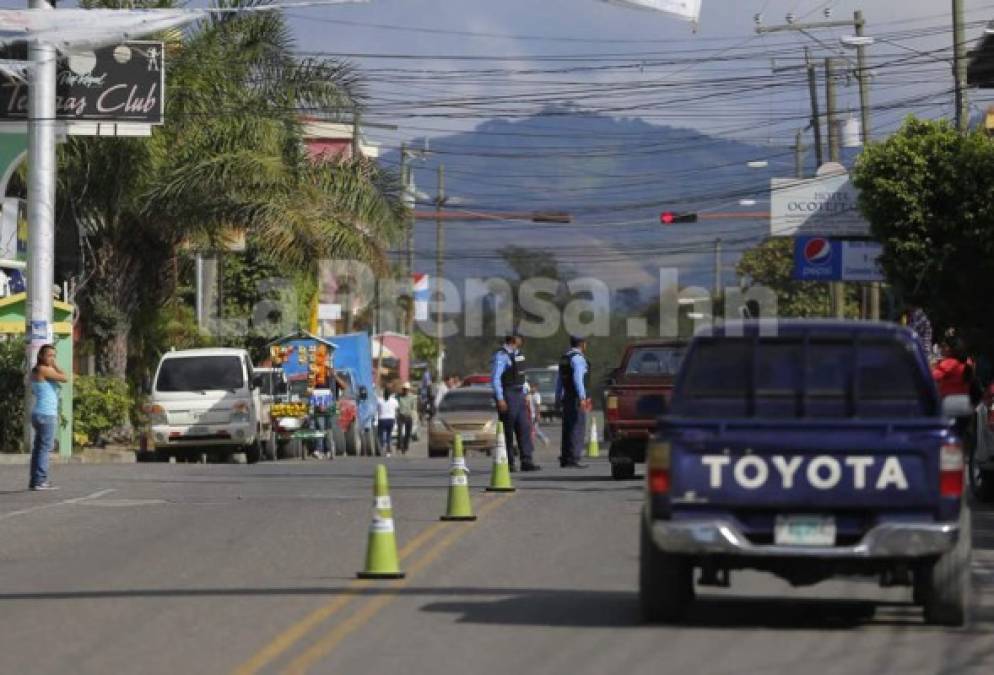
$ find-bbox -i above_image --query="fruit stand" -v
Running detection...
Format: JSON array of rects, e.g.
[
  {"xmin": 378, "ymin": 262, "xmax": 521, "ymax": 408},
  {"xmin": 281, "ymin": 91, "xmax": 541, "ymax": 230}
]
[{"xmin": 267, "ymin": 331, "xmax": 338, "ymax": 458}]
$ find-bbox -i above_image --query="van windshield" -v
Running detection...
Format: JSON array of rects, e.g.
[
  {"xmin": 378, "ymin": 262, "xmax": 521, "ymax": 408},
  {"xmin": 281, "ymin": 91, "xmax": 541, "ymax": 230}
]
[{"xmin": 156, "ymin": 356, "xmax": 244, "ymax": 392}]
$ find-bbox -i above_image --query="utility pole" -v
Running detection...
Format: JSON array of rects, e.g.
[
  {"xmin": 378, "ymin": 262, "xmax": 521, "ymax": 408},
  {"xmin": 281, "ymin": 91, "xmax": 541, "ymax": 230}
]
[
  {"xmin": 25, "ymin": 0, "xmax": 57, "ymax": 450},
  {"xmin": 713, "ymin": 238, "xmax": 722, "ymax": 318},
  {"xmin": 434, "ymin": 164, "xmax": 445, "ymax": 383},
  {"xmin": 805, "ymin": 49, "xmax": 825, "ymax": 166},
  {"xmin": 352, "ymin": 106, "xmax": 362, "ymax": 160},
  {"xmin": 793, "ymin": 129, "xmax": 805, "ymax": 179},
  {"xmin": 953, "ymin": 0, "xmax": 969, "ymax": 132},
  {"xmin": 855, "ymin": 8, "xmax": 881, "ymax": 321}
]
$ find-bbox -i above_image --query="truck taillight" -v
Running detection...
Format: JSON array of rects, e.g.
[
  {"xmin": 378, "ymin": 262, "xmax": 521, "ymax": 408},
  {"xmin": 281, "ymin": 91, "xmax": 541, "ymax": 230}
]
[
  {"xmin": 606, "ymin": 395, "xmax": 619, "ymax": 422},
  {"xmin": 647, "ymin": 440, "xmax": 671, "ymax": 494},
  {"xmin": 940, "ymin": 441, "xmax": 964, "ymax": 498}
]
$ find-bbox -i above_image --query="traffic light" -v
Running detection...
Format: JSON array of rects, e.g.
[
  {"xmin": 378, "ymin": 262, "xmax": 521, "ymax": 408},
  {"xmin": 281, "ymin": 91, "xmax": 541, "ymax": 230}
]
[{"xmin": 660, "ymin": 211, "xmax": 698, "ymax": 224}]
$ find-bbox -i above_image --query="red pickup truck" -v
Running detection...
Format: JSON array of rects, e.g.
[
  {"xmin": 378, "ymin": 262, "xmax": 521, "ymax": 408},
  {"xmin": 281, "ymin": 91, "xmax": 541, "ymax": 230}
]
[{"xmin": 604, "ymin": 340, "xmax": 686, "ymax": 479}]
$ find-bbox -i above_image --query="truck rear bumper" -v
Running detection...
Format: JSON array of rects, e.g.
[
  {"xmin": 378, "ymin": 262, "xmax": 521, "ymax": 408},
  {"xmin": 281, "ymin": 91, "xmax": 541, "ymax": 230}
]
[{"xmin": 651, "ymin": 518, "xmax": 959, "ymax": 559}]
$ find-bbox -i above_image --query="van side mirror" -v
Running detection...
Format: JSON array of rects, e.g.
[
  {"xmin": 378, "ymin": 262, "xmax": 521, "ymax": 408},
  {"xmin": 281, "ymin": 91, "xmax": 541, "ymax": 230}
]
[
  {"xmin": 941, "ymin": 394, "xmax": 974, "ymax": 419},
  {"xmin": 252, "ymin": 374, "xmax": 263, "ymax": 390},
  {"xmin": 358, "ymin": 386, "xmax": 369, "ymax": 402}
]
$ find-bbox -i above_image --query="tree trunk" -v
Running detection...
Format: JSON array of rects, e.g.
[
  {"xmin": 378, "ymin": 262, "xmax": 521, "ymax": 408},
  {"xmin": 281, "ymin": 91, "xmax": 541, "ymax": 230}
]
[{"xmin": 95, "ymin": 323, "xmax": 130, "ymax": 379}]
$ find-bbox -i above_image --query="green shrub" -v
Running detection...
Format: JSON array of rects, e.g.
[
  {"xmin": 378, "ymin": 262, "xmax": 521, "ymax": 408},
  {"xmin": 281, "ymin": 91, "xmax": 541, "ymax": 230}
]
[
  {"xmin": 73, "ymin": 375, "xmax": 132, "ymax": 447},
  {"xmin": 0, "ymin": 338, "xmax": 25, "ymax": 452}
]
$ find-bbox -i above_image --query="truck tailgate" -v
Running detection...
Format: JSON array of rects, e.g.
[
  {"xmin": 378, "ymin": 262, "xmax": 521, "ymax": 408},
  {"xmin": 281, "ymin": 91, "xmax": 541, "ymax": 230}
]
[{"xmin": 668, "ymin": 422, "xmax": 941, "ymax": 510}]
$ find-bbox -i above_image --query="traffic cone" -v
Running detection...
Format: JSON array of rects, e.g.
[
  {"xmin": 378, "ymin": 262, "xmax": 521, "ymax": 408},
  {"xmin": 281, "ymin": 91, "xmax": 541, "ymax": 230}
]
[
  {"xmin": 486, "ymin": 421, "xmax": 516, "ymax": 493},
  {"xmin": 357, "ymin": 464, "xmax": 405, "ymax": 579},
  {"xmin": 441, "ymin": 434, "xmax": 477, "ymax": 521},
  {"xmin": 586, "ymin": 418, "xmax": 600, "ymax": 458}
]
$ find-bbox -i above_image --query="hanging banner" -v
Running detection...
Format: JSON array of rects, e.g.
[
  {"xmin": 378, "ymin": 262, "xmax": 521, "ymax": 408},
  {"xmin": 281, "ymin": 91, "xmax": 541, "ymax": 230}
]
[
  {"xmin": 0, "ymin": 41, "xmax": 164, "ymax": 124},
  {"xmin": 601, "ymin": 0, "xmax": 702, "ymax": 22}
]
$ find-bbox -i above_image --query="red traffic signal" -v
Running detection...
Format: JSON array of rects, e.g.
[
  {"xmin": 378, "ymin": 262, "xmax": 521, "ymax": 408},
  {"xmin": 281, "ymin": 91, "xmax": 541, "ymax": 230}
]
[{"xmin": 660, "ymin": 211, "xmax": 697, "ymax": 224}]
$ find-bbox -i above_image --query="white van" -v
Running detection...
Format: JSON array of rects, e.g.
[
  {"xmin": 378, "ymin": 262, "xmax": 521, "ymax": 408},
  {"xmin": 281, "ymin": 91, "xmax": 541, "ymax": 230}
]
[{"xmin": 146, "ymin": 348, "xmax": 263, "ymax": 463}]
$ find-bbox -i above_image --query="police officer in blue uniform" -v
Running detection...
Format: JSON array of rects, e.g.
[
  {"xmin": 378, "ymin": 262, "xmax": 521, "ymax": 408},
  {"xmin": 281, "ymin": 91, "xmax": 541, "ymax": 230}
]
[
  {"xmin": 491, "ymin": 333, "xmax": 541, "ymax": 472},
  {"xmin": 556, "ymin": 336, "xmax": 591, "ymax": 468}
]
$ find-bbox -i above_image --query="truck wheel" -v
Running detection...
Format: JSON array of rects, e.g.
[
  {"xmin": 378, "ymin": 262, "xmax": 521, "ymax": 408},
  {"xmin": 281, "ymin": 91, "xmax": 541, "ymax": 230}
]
[
  {"xmin": 612, "ymin": 462, "xmax": 636, "ymax": 480},
  {"xmin": 244, "ymin": 440, "xmax": 262, "ymax": 465},
  {"xmin": 919, "ymin": 505, "xmax": 972, "ymax": 626},
  {"xmin": 345, "ymin": 424, "xmax": 360, "ymax": 456},
  {"xmin": 639, "ymin": 513, "xmax": 694, "ymax": 623}
]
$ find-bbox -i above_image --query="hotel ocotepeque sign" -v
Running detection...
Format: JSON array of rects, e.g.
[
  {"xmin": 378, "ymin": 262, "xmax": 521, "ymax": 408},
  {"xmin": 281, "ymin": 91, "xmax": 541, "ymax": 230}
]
[{"xmin": 771, "ymin": 166, "xmax": 870, "ymax": 238}]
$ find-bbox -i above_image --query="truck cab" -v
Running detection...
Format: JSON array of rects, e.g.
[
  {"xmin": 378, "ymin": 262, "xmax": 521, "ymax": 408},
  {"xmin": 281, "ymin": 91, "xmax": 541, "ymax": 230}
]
[{"xmin": 640, "ymin": 321, "xmax": 971, "ymax": 626}]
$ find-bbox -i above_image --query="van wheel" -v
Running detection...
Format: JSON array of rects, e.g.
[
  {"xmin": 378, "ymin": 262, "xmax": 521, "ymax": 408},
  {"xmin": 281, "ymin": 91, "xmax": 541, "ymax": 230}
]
[
  {"xmin": 640, "ymin": 513, "xmax": 694, "ymax": 623},
  {"xmin": 264, "ymin": 436, "xmax": 277, "ymax": 462},
  {"xmin": 345, "ymin": 423, "xmax": 361, "ymax": 456},
  {"xmin": 245, "ymin": 441, "xmax": 262, "ymax": 465},
  {"xmin": 332, "ymin": 426, "xmax": 347, "ymax": 457},
  {"xmin": 918, "ymin": 505, "xmax": 971, "ymax": 626}
]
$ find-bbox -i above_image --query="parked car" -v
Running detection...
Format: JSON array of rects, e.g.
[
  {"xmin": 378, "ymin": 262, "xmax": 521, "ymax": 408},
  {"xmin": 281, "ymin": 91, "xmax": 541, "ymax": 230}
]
[
  {"xmin": 641, "ymin": 321, "xmax": 971, "ymax": 625},
  {"xmin": 523, "ymin": 366, "xmax": 559, "ymax": 420},
  {"xmin": 460, "ymin": 373, "xmax": 491, "ymax": 387},
  {"xmin": 428, "ymin": 387, "xmax": 498, "ymax": 458},
  {"xmin": 604, "ymin": 340, "xmax": 685, "ymax": 479},
  {"xmin": 146, "ymin": 348, "xmax": 263, "ymax": 463}
]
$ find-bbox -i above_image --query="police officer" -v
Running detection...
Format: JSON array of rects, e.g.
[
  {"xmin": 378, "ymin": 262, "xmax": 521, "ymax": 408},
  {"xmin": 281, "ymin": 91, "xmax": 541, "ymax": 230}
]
[
  {"xmin": 557, "ymin": 336, "xmax": 591, "ymax": 468},
  {"xmin": 491, "ymin": 333, "xmax": 541, "ymax": 472}
]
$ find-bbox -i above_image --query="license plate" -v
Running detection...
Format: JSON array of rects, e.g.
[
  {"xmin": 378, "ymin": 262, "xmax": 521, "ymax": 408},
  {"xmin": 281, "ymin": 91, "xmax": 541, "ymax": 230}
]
[
  {"xmin": 459, "ymin": 433, "xmax": 476, "ymax": 441},
  {"xmin": 187, "ymin": 426, "xmax": 209, "ymax": 436},
  {"xmin": 774, "ymin": 515, "xmax": 836, "ymax": 546}
]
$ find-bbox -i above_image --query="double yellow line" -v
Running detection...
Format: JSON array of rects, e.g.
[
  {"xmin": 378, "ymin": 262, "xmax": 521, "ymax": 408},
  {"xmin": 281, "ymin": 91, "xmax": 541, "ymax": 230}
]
[{"xmin": 232, "ymin": 494, "xmax": 512, "ymax": 675}]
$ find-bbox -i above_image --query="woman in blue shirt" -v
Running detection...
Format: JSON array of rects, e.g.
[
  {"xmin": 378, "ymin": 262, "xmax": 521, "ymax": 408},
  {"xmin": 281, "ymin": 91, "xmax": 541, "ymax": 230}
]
[{"xmin": 29, "ymin": 344, "xmax": 67, "ymax": 491}]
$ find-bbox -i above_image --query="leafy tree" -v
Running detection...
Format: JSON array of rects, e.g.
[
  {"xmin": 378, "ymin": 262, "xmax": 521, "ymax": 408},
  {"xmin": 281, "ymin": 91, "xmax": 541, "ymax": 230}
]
[
  {"xmin": 736, "ymin": 238, "xmax": 833, "ymax": 317},
  {"xmin": 852, "ymin": 117, "xmax": 994, "ymax": 353},
  {"xmin": 60, "ymin": 1, "xmax": 405, "ymax": 379},
  {"xmin": 0, "ymin": 338, "xmax": 25, "ymax": 452}
]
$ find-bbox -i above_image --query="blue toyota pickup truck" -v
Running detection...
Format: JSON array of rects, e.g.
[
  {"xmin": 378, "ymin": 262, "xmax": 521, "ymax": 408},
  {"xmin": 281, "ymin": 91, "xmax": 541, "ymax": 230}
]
[{"xmin": 640, "ymin": 320, "xmax": 972, "ymax": 626}]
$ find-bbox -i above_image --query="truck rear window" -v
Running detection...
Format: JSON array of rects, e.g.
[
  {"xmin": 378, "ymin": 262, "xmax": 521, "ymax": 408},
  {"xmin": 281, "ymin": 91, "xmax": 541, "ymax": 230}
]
[
  {"xmin": 156, "ymin": 356, "xmax": 244, "ymax": 392},
  {"xmin": 624, "ymin": 347, "xmax": 684, "ymax": 376},
  {"xmin": 675, "ymin": 336, "xmax": 932, "ymax": 418}
]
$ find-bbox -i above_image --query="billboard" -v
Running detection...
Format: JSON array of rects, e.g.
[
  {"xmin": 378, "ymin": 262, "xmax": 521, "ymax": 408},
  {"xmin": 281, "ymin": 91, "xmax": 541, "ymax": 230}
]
[
  {"xmin": 0, "ymin": 41, "xmax": 163, "ymax": 124},
  {"xmin": 772, "ymin": 170, "xmax": 870, "ymax": 238},
  {"xmin": 793, "ymin": 237, "xmax": 884, "ymax": 282}
]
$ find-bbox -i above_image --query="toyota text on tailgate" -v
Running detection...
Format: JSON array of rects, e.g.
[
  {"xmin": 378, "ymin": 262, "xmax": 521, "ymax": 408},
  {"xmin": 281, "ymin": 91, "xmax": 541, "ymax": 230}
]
[{"xmin": 639, "ymin": 321, "xmax": 971, "ymax": 626}]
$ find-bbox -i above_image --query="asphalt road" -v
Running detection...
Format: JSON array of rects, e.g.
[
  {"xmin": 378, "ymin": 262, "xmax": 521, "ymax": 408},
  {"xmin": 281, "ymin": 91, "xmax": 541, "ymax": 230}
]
[{"xmin": 1, "ymin": 424, "xmax": 992, "ymax": 675}]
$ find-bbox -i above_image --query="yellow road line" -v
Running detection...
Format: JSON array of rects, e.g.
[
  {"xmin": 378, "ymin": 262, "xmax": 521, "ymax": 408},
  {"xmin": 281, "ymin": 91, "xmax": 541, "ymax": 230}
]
[
  {"xmin": 280, "ymin": 495, "xmax": 513, "ymax": 675},
  {"xmin": 231, "ymin": 520, "xmax": 450, "ymax": 675}
]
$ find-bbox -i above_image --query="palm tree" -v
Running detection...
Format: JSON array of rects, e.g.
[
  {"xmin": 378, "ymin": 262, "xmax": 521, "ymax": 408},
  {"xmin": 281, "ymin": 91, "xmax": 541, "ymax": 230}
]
[{"xmin": 58, "ymin": 1, "xmax": 405, "ymax": 377}]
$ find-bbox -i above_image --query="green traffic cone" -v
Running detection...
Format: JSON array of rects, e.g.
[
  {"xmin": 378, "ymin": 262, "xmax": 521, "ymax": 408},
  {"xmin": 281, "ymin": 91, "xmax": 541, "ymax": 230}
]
[
  {"xmin": 486, "ymin": 421, "xmax": 516, "ymax": 493},
  {"xmin": 357, "ymin": 464, "xmax": 405, "ymax": 579},
  {"xmin": 586, "ymin": 418, "xmax": 600, "ymax": 458},
  {"xmin": 441, "ymin": 434, "xmax": 477, "ymax": 521}
]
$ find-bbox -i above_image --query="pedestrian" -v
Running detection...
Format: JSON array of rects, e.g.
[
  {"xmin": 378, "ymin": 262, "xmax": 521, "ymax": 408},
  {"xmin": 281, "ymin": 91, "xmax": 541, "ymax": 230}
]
[
  {"xmin": 434, "ymin": 374, "xmax": 449, "ymax": 413},
  {"xmin": 29, "ymin": 344, "xmax": 66, "ymax": 491},
  {"xmin": 556, "ymin": 336, "xmax": 592, "ymax": 469},
  {"xmin": 933, "ymin": 333, "xmax": 980, "ymax": 450},
  {"xmin": 491, "ymin": 333, "xmax": 540, "ymax": 472},
  {"xmin": 376, "ymin": 387, "xmax": 399, "ymax": 457},
  {"xmin": 395, "ymin": 382, "xmax": 418, "ymax": 454},
  {"xmin": 906, "ymin": 305, "xmax": 934, "ymax": 363},
  {"xmin": 526, "ymin": 380, "xmax": 550, "ymax": 447}
]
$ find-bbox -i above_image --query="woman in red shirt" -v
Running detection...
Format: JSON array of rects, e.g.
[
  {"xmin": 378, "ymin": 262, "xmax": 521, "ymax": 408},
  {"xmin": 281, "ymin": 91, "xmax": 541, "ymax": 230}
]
[{"xmin": 932, "ymin": 336, "xmax": 974, "ymax": 398}]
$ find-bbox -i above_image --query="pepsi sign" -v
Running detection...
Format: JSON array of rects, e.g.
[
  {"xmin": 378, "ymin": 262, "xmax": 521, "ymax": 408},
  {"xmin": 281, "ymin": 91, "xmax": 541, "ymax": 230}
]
[{"xmin": 793, "ymin": 237, "xmax": 884, "ymax": 281}]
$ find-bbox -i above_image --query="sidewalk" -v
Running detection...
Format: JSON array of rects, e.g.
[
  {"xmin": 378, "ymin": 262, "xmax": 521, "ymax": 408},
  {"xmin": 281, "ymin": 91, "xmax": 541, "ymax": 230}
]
[{"xmin": 0, "ymin": 447, "xmax": 136, "ymax": 465}]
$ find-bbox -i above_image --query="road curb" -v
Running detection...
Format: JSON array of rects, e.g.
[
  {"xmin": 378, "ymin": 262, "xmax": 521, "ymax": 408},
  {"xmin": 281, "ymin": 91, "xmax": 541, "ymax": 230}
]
[{"xmin": 0, "ymin": 448, "xmax": 137, "ymax": 465}]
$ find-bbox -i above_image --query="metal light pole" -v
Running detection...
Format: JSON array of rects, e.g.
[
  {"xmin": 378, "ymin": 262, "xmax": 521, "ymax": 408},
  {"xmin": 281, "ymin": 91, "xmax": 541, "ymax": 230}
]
[{"xmin": 24, "ymin": 0, "xmax": 58, "ymax": 449}]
